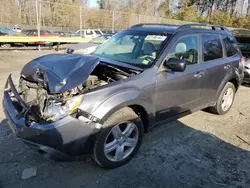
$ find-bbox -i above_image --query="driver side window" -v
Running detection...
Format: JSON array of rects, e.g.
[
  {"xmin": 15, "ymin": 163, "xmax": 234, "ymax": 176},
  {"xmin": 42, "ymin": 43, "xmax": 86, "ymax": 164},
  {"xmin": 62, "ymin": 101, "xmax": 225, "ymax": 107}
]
[{"xmin": 167, "ymin": 35, "xmax": 198, "ymax": 65}]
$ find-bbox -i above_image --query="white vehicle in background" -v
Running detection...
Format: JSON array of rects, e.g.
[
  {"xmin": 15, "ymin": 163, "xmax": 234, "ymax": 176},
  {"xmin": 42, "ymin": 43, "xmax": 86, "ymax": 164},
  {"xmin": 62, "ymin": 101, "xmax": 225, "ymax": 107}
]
[
  {"xmin": 75, "ymin": 29, "xmax": 103, "ymax": 38},
  {"xmin": 66, "ymin": 34, "xmax": 113, "ymax": 54},
  {"xmin": 12, "ymin": 25, "xmax": 22, "ymax": 33}
]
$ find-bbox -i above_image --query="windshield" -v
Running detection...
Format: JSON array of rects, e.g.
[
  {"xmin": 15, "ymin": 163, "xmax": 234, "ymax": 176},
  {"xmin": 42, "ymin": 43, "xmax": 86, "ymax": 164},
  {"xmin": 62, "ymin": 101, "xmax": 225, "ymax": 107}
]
[{"xmin": 93, "ymin": 31, "xmax": 171, "ymax": 68}]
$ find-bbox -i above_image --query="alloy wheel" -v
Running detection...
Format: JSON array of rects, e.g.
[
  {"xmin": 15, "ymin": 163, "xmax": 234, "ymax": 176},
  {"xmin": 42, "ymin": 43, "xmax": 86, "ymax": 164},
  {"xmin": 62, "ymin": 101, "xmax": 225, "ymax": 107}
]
[
  {"xmin": 221, "ymin": 88, "xmax": 234, "ymax": 112},
  {"xmin": 104, "ymin": 121, "xmax": 139, "ymax": 162}
]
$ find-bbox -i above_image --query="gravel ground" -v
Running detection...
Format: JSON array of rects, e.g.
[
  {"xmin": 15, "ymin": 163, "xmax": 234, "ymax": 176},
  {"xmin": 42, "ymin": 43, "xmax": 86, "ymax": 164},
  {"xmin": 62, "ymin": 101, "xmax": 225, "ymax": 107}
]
[{"xmin": 0, "ymin": 50, "xmax": 250, "ymax": 188}]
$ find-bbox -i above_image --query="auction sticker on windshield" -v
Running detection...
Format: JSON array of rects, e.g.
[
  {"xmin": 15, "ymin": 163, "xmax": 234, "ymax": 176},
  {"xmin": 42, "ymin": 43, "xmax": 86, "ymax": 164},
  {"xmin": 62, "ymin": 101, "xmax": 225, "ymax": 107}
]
[{"xmin": 145, "ymin": 35, "xmax": 167, "ymax": 41}]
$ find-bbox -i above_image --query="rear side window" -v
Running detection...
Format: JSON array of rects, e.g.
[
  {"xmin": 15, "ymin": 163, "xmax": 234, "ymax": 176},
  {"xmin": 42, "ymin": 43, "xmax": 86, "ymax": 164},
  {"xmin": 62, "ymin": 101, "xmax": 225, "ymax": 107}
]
[
  {"xmin": 201, "ymin": 35, "xmax": 223, "ymax": 62},
  {"xmin": 222, "ymin": 35, "xmax": 239, "ymax": 57}
]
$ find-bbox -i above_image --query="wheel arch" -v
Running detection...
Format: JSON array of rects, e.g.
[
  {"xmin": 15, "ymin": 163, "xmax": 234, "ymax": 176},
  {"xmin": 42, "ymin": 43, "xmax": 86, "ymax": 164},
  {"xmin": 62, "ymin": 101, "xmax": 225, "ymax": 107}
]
[
  {"xmin": 92, "ymin": 90, "xmax": 152, "ymax": 133},
  {"xmin": 216, "ymin": 71, "xmax": 241, "ymax": 99},
  {"xmin": 98, "ymin": 103, "xmax": 151, "ymax": 133},
  {"xmin": 228, "ymin": 78, "xmax": 239, "ymax": 91},
  {"xmin": 128, "ymin": 105, "xmax": 149, "ymax": 132}
]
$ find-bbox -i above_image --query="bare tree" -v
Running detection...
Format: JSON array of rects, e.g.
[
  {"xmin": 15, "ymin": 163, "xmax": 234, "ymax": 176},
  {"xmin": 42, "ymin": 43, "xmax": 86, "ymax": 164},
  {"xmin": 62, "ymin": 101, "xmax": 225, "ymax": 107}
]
[{"xmin": 247, "ymin": 0, "xmax": 250, "ymax": 14}]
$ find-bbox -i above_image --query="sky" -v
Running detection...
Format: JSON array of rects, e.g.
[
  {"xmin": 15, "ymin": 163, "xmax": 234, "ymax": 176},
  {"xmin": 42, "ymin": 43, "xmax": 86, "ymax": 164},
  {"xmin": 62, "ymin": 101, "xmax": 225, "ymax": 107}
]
[{"xmin": 89, "ymin": 0, "xmax": 98, "ymax": 8}]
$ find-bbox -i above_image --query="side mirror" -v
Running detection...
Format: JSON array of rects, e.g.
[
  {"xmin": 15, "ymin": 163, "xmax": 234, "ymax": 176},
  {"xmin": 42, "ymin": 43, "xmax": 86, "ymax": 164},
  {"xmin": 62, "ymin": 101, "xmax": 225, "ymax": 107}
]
[{"xmin": 163, "ymin": 58, "xmax": 187, "ymax": 72}]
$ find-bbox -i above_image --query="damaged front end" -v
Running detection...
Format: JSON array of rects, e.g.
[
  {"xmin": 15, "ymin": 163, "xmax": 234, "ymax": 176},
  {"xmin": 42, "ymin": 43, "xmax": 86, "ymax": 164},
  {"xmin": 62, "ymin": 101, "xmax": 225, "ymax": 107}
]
[
  {"xmin": 19, "ymin": 76, "xmax": 84, "ymax": 122},
  {"xmin": 18, "ymin": 54, "xmax": 141, "ymax": 123}
]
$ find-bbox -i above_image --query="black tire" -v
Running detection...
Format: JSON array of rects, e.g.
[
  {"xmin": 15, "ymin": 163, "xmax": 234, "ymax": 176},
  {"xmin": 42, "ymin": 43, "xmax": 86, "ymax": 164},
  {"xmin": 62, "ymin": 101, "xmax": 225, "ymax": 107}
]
[
  {"xmin": 93, "ymin": 107, "xmax": 144, "ymax": 168},
  {"xmin": 209, "ymin": 82, "xmax": 236, "ymax": 115}
]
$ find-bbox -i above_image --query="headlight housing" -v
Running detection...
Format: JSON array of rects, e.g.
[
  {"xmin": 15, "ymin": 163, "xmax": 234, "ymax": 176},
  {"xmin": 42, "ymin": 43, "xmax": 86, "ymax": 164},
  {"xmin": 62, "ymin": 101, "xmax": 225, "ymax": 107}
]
[
  {"xmin": 64, "ymin": 95, "xmax": 84, "ymax": 113},
  {"xmin": 43, "ymin": 95, "xmax": 84, "ymax": 122}
]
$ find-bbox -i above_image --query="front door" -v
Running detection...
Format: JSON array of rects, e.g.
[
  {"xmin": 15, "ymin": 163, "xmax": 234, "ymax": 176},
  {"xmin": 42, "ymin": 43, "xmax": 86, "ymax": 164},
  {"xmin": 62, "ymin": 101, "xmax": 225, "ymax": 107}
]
[{"xmin": 155, "ymin": 35, "xmax": 204, "ymax": 122}]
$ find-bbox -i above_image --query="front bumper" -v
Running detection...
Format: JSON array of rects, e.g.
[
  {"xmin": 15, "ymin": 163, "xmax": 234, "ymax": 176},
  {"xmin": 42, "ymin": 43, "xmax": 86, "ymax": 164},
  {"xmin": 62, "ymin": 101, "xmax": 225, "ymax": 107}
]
[{"xmin": 3, "ymin": 75, "xmax": 99, "ymax": 159}]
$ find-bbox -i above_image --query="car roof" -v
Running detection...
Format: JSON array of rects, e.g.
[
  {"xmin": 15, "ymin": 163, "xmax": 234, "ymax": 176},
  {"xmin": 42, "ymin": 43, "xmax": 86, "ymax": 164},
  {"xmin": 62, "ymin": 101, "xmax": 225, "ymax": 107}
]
[
  {"xmin": 128, "ymin": 23, "xmax": 232, "ymax": 35},
  {"xmin": 129, "ymin": 24, "xmax": 178, "ymax": 34}
]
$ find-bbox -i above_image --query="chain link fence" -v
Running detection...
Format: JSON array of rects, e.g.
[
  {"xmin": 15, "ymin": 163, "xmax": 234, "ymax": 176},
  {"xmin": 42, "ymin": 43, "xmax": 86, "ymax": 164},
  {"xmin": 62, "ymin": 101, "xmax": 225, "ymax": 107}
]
[{"xmin": 0, "ymin": 0, "xmax": 194, "ymax": 34}]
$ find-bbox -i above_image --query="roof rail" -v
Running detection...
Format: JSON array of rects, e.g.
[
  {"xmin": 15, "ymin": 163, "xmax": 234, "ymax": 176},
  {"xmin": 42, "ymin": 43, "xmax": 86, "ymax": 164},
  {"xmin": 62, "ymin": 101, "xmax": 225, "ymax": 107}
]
[
  {"xmin": 177, "ymin": 24, "xmax": 229, "ymax": 32},
  {"xmin": 130, "ymin": 23, "xmax": 230, "ymax": 33},
  {"xmin": 130, "ymin": 23, "xmax": 178, "ymax": 28}
]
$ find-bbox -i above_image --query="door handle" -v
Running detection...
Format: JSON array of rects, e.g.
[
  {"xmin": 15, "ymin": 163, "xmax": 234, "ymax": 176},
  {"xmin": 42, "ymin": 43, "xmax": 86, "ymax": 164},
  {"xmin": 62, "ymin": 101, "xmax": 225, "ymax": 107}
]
[
  {"xmin": 224, "ymin": 64, "xmax": 231, "ymax": 70},
  {"xmin": 194, "ymin": 72, "xmax": 205, "ymax": 78}
]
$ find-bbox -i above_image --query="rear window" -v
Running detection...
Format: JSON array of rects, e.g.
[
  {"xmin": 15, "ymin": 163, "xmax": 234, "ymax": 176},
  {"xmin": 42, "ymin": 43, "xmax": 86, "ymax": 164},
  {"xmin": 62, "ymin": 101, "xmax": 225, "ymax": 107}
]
[
  {"xmin": 201, "ymin": 35, "xmax": 223, "ymax": 62},
  {"xmin": 222, "ymin": 35, "xmax": 239, "ymax": 57}
]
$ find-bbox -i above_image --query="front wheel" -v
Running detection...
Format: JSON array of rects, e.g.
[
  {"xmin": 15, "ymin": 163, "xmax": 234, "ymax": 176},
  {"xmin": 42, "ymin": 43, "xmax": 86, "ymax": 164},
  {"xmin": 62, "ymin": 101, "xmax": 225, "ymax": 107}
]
[
  {"xmin": 209, "ymin": 82, "xmax": 236, "ymax": 115},
  {"xmin": 92, "ymin": 107, "xmax": 144, "ymax": 168}
]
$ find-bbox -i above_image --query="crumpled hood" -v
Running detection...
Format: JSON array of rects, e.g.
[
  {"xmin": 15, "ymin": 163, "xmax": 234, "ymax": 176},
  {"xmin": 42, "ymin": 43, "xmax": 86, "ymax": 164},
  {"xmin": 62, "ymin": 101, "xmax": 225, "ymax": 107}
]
[{"xmin": 21, "ymin": 54, "xmax": 99, "ymax": 93}]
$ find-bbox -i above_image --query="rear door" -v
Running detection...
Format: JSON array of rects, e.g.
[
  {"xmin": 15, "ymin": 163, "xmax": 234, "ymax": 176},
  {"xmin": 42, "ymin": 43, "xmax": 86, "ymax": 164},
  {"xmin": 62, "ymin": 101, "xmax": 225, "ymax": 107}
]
[
  {"xmin": 222, "ymin": 34, "xmax": 242, "ymax": 74},
  {"xmin": 199, "ymin": 34, "xmax": 232, "ymax": 104}
]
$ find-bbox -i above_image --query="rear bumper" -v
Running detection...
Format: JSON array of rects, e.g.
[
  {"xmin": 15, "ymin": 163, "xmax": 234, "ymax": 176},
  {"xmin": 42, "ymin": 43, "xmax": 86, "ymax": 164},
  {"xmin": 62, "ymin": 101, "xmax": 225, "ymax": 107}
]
[{"xmin": 3, "ymin": 75, "xmax": 99, "ymax": 158}]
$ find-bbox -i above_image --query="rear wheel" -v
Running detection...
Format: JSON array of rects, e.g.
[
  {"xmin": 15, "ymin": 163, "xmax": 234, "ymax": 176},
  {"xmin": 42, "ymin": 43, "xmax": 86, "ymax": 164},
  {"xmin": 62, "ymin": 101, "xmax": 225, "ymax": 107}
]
[
  {"xmin": 93, "ymin": 107, "xmax": 144, "ymax": 168},
  {"xmin": 209, "ymin": 82, "xmax": 236, "ymax": 115}
]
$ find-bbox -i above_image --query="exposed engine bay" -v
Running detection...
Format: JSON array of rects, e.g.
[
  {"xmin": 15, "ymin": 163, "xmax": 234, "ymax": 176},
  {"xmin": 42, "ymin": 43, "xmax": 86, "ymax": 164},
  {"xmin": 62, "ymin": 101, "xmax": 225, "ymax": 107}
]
[{"xmin": 19, "ymin": 62, "xmax": 140, "ymax": 123}]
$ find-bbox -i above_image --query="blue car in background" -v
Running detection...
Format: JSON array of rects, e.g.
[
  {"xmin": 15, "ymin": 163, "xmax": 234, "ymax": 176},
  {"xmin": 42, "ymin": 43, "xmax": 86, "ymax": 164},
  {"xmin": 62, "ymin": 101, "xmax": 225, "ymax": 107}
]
[
  {"xmin": 0, "ymin": 31, "xmax": 7, "ymax": 36},
  {"xmin": 0, "ymin": 28, "xmax": 18, "ymax": 48},
  {"xmin": 0, "ymin": 28, "xmax": 17, "ymax": 35}
]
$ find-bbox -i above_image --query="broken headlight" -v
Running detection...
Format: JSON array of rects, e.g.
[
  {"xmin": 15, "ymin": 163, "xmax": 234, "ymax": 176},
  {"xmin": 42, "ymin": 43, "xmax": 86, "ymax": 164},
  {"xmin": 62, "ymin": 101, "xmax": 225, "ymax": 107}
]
[
  {"xmin": 43, "ymin": 95, "xmax": 84, "ymax": 122},
  {"xmin": 64, "ymin": 95, "xmax": 84, "ymax": 113}
]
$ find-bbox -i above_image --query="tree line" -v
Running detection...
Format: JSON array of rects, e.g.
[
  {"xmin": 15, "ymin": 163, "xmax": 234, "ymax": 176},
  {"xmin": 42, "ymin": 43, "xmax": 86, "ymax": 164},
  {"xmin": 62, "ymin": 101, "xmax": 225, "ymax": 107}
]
[
  {"xmin": 157, "ymin": 0, "xmax": 250, "ymax": 28},
  {"xmin": 98, "ymin": 0, "xmax": 250, "ymax": 29}
]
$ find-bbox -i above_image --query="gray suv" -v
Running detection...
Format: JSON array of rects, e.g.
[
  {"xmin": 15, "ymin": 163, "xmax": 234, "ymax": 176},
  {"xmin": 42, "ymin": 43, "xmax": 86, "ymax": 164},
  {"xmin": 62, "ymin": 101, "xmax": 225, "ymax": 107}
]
[{"xmin": 3, "ymin": 24, "xmax": 244, "ymax": 168}]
